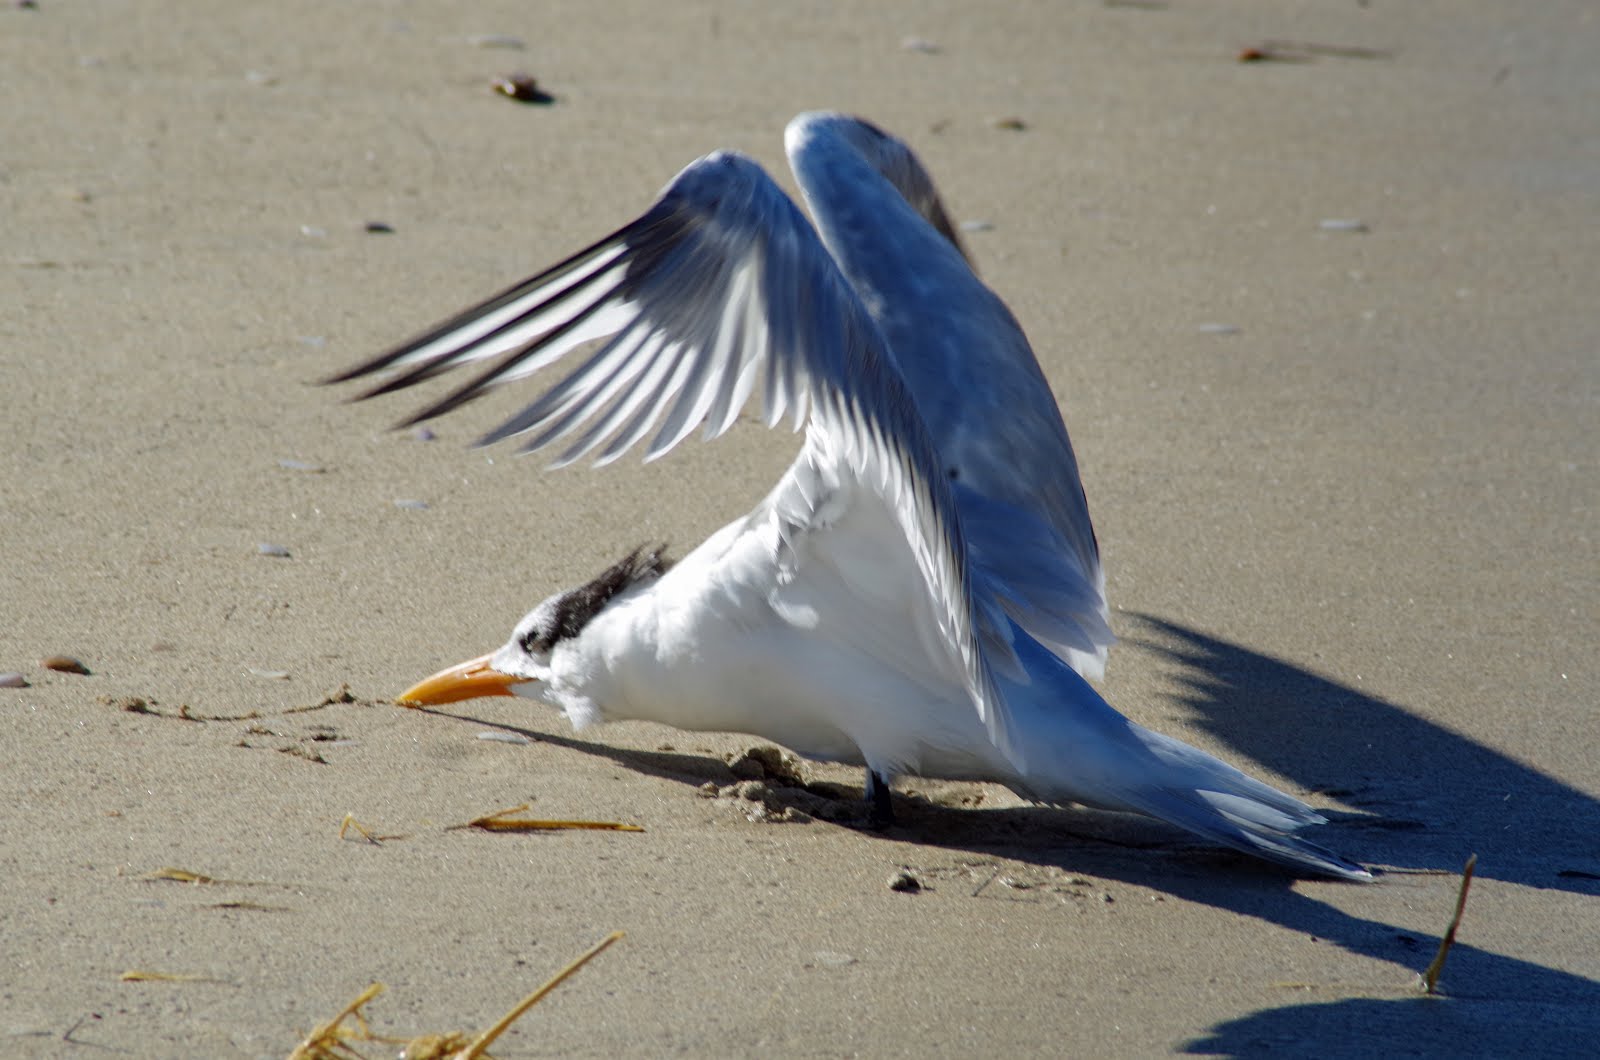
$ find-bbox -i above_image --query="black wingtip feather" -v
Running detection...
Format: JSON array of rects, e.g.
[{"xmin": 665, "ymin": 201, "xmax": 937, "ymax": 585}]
[
  {"xmin": 389, "ymin": 377, "xmax": 490, "ymax": 430},
  {"xmin": 322, "ymin": 217, "xmax": 649, "ymax": 400}
]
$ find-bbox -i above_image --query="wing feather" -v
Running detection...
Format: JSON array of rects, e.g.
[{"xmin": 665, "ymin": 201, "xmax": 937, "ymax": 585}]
[
  {"xmin": 331, "ymin": 151, "xmax": 1027, "ymax": 764},
  {"xmin": 785, "ymin": 111, "xmax": 1112, "ymax": 681}
]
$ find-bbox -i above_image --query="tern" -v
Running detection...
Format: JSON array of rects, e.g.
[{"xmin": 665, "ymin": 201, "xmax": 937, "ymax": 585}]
[{"xmin": 329, "ymin": 112, "xmax": 1369, "ymax": 880}]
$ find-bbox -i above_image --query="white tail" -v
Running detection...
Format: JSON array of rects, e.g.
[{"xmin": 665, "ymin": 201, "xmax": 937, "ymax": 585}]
[{"xmin": 1001, "ymin": 636, "xmax": 1371, "ymax": 881}]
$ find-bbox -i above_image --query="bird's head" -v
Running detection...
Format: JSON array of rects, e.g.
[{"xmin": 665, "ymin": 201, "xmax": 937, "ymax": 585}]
[{"xmin": 395, "ymin": 545, "xmax": 673, "ymax": 707}]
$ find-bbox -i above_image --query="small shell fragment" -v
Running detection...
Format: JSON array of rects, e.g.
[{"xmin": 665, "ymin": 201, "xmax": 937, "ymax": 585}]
[
  {"xmin": 42, "ymin": 655, "xmax": 90, "ymax": 675},
  {"xmin": 959, "ymin": 219, "xmax": 995, "ymax": 233},
  {"xmin": 1197, "ymin": 322, "xmax": 1241, "ymax": 335},
  {"xmin": 1319, "ymin": 218, "xmax": 1369, "ymax": 233},
  {"xmin": 477, "ymin": 731, "xmax": 531, "ymax": 745},
  {"xmin": 409, "ymin": 426, "xmax": 437, "ymax": 442},
  {"xmin": 257, "ymin": 543, "xmax": 292, "ymax": 558},
  {"xmin": 393, "ymin": 498, "xmax": 429, "ymax": 511},
  {"xmin": 491, "ymin": 73, "xmax": 554, "ymax": 104},
  {"xmin": 0, "ymin": 672, "xmax": 29, "ymax": 688},
  {"xmin": 248, "ymin": 668, "xmax": 291, "ymax": 680},
  {"xmin": 900, "ymin": 37, "xmax": 940, "ymax": 55},
  {"xmin": 887, "ymin": 869, "xmax": 923, "ymax": 893},
  {"xmin": 468, "ymin": 33, "xmax": 526, "ymax": 50}
]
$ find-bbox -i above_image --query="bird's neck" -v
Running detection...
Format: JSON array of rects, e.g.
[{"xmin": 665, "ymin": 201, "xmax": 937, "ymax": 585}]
[{"xmin": 548, "ymin": 519, "xmax": 752, "ymax": 731}]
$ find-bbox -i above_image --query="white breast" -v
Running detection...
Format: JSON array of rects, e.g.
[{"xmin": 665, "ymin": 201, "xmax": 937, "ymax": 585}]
[{"xmin": 555, "ymin": 474, "xmax": 1010, "ymax": 783}]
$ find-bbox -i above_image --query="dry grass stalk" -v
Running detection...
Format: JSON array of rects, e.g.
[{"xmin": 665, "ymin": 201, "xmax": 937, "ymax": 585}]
[
  {"xmin": 1420, "ymin": 853, "xmax": 1478, "ymax": 995},
  {"xmin": 448, "ymin": 803, "xmax": 644, "ymax": 833},
  {"xmin": 285, "ymin": 932, "xmax": 625, "ymax": 1059}
]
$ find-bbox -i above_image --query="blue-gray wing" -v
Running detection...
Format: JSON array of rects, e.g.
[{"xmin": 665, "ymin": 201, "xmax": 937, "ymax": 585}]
[
  {"xmin": 329, "ymin": 151, "xmax": 1030, "ymax": 765},
  {"xmin": 784, "ymin": 112, "xmax": 1112, "ymax": 681}
]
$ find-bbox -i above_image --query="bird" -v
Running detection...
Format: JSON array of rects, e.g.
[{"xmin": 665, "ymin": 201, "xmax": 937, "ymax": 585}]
[{"xmin": 327, "ymin": 112, "xmax": 1370, "ymax": 880}]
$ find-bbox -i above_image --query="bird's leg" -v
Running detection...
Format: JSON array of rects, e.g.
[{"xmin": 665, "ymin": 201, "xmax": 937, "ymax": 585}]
[{"xmin": 864, "ymin": 769, "xmax": 895, "ymax": 829}]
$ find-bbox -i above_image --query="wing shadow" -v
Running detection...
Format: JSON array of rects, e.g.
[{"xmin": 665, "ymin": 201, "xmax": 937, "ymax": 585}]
[
  {"xmin": 1117, "ymin": 612, "xmax": 1600, "ymax": 897},
  {"xmin": 1180, "ymin": 991, "xmax": 1598, "ymax": 1059}
]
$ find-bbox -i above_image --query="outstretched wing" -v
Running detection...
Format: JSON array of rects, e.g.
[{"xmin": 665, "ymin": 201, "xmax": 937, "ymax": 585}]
[
  {"xmin": 784, "ymin": 112, "xmax": 1112, "ymax": 681},
  {"xmin": 328, "ymin": 151, "xmax": 1030, "ymax": 766}
]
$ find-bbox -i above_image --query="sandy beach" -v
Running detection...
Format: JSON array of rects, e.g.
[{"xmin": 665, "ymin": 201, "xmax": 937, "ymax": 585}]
[{"xmin": 4, "ymin": 1, "xmax": 1597, "ymax": 1056}]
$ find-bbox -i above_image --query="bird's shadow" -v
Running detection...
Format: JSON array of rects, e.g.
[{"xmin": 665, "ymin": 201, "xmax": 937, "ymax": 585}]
[
  {"xmin": 1116, "ymin": 612, "xmax": 1599, "ymax": 896},
  {"xmin": 421, "ymin": 611, "xmax": 1600, "ymax": 1054},
  {"xmin": 1118, "ymin": 612, "xmax": 1600, "ymax": 1055},
  {"xmin": 428, "ymin": 611, "xmax": 1599, "ymax": 894},
  {"xmin": 1180, "ymin": 992, "xmax": 1595, "ymax": 1059}
]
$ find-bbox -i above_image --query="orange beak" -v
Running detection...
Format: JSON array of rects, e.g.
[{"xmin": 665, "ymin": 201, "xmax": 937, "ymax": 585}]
[{"xmin": 396, "ymin": 652, "xmax": 524, "ymax": 706}]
